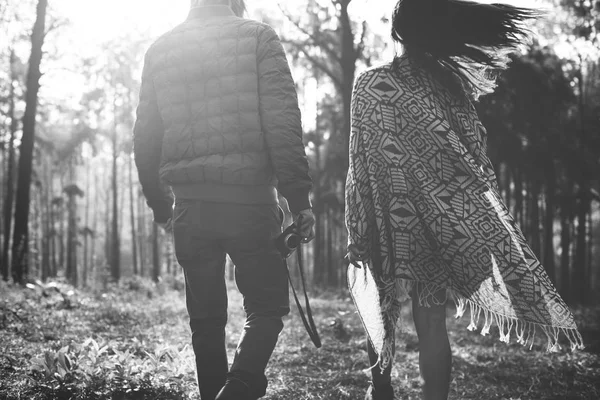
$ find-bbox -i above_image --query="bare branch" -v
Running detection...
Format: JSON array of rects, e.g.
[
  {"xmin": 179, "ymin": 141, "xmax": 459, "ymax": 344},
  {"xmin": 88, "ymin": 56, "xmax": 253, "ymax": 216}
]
[
  {"xmin": 43, "ymin": 17, "xmax": 68, "ymax": 39},
  {"xmin": 355, "ymin": 20, "xmax": 368, "ymax": 60},
  {"xmin": 277, "ymin": 2, "xmax": 342, "ymax": 64},
  {"xmin": 281, "ymin": 38, "xmax": 342, "ymax": 88}
]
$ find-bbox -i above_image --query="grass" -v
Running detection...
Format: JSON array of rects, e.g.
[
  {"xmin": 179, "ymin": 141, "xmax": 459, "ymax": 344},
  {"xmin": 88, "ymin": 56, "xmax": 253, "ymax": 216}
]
[{"xmin": 0, "ymin": 276, "xmax": 599, "ymax": 400}]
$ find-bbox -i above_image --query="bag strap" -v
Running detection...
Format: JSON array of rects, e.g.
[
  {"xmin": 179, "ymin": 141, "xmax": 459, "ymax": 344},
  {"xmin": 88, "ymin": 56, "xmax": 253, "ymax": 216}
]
[{"xmin": 285, "ymin": 238, "xmax": 321, "ymax": 348}]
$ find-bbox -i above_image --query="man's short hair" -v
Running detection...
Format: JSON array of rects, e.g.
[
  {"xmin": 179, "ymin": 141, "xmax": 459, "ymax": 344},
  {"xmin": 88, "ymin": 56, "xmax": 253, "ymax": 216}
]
[{"xmin": 190, "ymin": 0, "xmax": 246, "ymax": 17}]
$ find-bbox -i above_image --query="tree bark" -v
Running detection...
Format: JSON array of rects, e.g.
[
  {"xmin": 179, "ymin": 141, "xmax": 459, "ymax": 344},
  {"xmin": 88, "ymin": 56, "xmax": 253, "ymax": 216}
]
[
  {"xmin": 339, "ymin": 0, "xmax": 356, "ymax": 172},
  {"xmin": 572, "ymin": 57, "xmax": 589, "ymax": 305},
  {"xmin": 152, "ymin": 223, "xmax": 160, "ymax": 283},
  {"xmin": 110, "ymin": 104, "xmax": 120, "ymax": 281},
  {"xmin": 313, "ymin": 87, "xmax": 324, "ymax": 286},
  {"xmin": 41, "ymin": 156, "xmax": 51, "ymax": 281},
  {"xmin": 137, "ymin": 188, "xmax": 146, "ymax": 277},
  {"xmin": 502, "ymin": 163, "xmax": 512, "ymax": 210},
  {"xmin": 559, "ymin": 191, "xmax": 572, "ymax": 302},
  {"xmin": 2, "ymin": 49, "xmax": 18, "ymax": 282},
  {"xmin": 530, "ymin": 179, "xmax": 541, "ymax": 257},
  {"xmin": 573, "ymin": 190, "xmax": 589, "ymax": 304},
  {"xmin": 65, "ymin": 164, "xmax": 79, "ymax": 287},
  {"xmin": 514, "ymin": 168, "xmax": 523, "ymax": 229},
  {"xmin": 542, "ymin": 166, "xmax": 556, "ymax": 283},
  {"xmin": 83, "ymin": 158, "xmax": 90, "ymax": 286},
  {"xmin": 59, "ymin": 176, "xmax": 65, "ymax": 272},
  {"xmin": 586, "ymin": 209, "xmax": 593, "ymax": 300},
  {"xmin": 128, "ymin": 155, "xmax": 138, "ymax": 275},
  {"xmin": 11, "ymin": 0, "xmax": 48, "ymax": 284},
  {"xmin": 90, "ymin": 168, "xmax": 98, "ymax": 287}
]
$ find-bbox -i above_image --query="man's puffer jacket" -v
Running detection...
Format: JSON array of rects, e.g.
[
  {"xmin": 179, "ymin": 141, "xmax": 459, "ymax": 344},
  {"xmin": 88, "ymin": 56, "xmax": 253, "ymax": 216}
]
[{"xmin": 133, "ymin": 5, "xmax": 312, "ymax": 223}]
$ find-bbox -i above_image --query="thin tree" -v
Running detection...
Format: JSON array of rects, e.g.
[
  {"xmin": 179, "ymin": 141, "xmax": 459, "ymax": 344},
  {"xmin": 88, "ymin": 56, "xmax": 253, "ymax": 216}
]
[
  {"xmin": 110, "ymin": 98, "xmax": 121, "ymax": 282},
  {"xmin": 152, "ymin": 223, "xmax": 160, "ymax": 283},
  {"xmin": 127, "ymin": 154, "xmax": 138, "ymax": 275},
  {"xmin": 64, "ymin": 183, "xmax": 83, "ymax": 286},
  {"xmin": 1, "ymin": 48, "xmax": 18, "ymax": 282},
  {"xmin": 11, "ymin": 0, "xmax": 48, "ymax": 284}
]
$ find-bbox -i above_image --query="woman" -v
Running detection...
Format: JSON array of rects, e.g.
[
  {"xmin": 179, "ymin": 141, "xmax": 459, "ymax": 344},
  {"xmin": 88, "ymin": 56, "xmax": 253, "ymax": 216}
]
[{"xmin": 345, "ymin": 1, "xmax": 584, "ymax": 399}]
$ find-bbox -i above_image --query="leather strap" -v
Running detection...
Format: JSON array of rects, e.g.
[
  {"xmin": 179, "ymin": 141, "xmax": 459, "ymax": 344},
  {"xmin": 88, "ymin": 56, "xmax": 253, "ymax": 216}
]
[{"xmin": 284, "ymin": 216, "xmax": 321, "ymax": 348}]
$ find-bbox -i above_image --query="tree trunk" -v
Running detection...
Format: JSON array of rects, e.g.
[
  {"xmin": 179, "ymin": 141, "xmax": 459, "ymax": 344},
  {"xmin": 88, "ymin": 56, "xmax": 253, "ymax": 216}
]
[
  {"xmin": 327, "ymin": 211, "xmax": 339, "ymax": 287},
  {"xmin": 542, "ymin": 166, "xmax": 556, "ymax": 283},
  {"xmin": 152, "ymin": 223, "xmax": 160, "ymax": 282},
  {"xmin": 11, "ymin": 0, "xmax": 48, "ymax": 284},
  {"xmin": 572, "ymin": 57, "xmax": 588, "ymax": 305},
  {"xmin": 137, "ymin": 188, "xmax": 146, "ymax": 277},
  {"xmin": 83, "ymin": 158, "xmax": 90, "ymax": 286},
  {"xmin": 339, "ymin": 0, "xmax": 356, "ymax": 172},
  {"xmin": 105, "ymin": 173, "xmax": 111, "ymax": 266},
  {"xmin": 327, "ymin": 207, "xmax": 334, "ymax": 286},
  {"xmin": 530, "ymin": 179, "xmax": 541, "ymax": 257},
  {"xmin": 90, "ymin": 168, "xmax": 98, "ymax": 287},
  {"xmin": 65, "ymin": 163, "xmax": 78, "ymax": 287},
  {"xmin": 128, "ymin": 155, "xmax": 138, "ymax": 275},
  {"xmin": 50, "ymin": 203, "xmax": 58, "ymax": 277},
  {"xmin": 559, "ymin": 191, "xmax": 572, "ymax": 302},
  {"xmin": 313, "ymin": 116, "xmax": 324, "ymax": 285},
  {"xmin": 514, "ymin": 168, "xmax": 523, "ymax": 229},
  {"xmin": 502, "ymin": 163, "xmax": 512, "ymax": 210},
  {"xmin": 587, "ymin": 209, "xmax": 593, "ymax": 300},
  {"xmin": 2, "ymin": 49, "xmax": 18, "ymax": 282},
  {"xmin": 41, "ymin": 157, "xmax": 51, "ymax": 281},
  {"xmin": 573, "ymin": 190, "xmax": 589, "ymax": 304},
  {"xmin": 110, "ymin": 119, "xmax": 120, "ymax": 281},
  {"xmin": 65, "ymin": 194, "xmax": 77, "ymax": 286}
]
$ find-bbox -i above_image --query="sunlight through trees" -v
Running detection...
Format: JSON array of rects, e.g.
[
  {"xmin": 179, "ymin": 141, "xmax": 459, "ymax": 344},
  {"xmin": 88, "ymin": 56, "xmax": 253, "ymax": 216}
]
[{"xmin": 0, "ymin": 0, "xmax": 598, "ymax": 305}]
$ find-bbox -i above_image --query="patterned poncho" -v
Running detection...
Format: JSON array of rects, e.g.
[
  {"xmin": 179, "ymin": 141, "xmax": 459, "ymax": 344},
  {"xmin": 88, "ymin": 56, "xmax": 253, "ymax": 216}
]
[{"xmin": 345, "ymin": 56, "xmax": 584, "ymax": 368}]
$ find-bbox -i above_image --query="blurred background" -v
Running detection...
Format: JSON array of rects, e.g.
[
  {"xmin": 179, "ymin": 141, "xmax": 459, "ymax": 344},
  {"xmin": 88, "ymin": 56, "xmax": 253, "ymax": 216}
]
[{"xmin": 0, "ymin": 0, "xmax": 598, "ymax": 306}]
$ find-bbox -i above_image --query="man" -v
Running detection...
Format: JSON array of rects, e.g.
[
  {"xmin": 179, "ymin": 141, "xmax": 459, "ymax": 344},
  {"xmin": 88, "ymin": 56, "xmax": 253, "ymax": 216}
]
[{"xmin": 133, "ymin": 1, "xmax": 315, "ymax": 399}]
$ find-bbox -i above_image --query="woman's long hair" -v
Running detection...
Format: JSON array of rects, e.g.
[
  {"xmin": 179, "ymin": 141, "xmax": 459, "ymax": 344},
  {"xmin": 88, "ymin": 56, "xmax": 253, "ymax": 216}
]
[{"xmin": 392, "ymin": 0, "xmax": 541, "ymax": 98}]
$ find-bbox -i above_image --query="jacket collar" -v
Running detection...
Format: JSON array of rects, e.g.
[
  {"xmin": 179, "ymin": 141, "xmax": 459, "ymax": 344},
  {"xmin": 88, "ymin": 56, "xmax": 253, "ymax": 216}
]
[{"xmin": 187, "ymin": 5, "xmax": 235, "ymax": 21}]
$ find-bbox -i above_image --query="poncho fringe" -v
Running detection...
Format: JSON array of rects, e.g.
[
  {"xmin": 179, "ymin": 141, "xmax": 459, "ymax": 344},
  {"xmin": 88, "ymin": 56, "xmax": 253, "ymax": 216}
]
[{"xmin": 370, "ymin": 276, "xmax": 585, "ymax": 369}]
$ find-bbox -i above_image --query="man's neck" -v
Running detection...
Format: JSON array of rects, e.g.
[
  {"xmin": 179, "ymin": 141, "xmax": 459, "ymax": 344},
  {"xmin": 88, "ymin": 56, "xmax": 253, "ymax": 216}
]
[{"xmin": 187, "ymin": 5, "xmax": 235, "ymax": 20}]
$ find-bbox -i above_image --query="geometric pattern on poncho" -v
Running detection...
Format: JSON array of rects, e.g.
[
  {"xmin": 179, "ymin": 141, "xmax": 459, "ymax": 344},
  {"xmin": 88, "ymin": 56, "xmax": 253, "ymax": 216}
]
[{"xmin": 345, "ymin": 56, "xmax": 583, "ymax": 366}]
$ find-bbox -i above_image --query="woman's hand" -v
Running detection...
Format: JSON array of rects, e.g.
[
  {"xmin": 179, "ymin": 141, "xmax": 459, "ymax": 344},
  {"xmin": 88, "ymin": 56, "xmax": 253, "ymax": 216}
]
[{"xmin": 346, "ymin": 244, "xmax": 367, "ymax": 269}]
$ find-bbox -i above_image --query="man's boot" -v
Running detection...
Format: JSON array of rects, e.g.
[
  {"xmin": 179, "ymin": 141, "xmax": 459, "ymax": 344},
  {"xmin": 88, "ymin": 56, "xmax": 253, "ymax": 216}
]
[
  {"xmin": 365, "ymin": 383, "xmax": 394, "ymax": 400},
  {"xmin": 215, "ymin": 377, "xmax": 253, "ymax": 400},
  {"xmin": 191, "ymin": 319, "xmax": 228, "ymax": 400}
]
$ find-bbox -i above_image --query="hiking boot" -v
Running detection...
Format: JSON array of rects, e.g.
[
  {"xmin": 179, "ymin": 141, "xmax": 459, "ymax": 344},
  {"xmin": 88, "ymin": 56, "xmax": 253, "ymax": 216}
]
[
  {"xmin": 215, "ymin": 377, "xmax": 254, "ymax": 400},
  {"xmin": 365, "ymin": 383, "xmax": 394, "ymax": 400}
]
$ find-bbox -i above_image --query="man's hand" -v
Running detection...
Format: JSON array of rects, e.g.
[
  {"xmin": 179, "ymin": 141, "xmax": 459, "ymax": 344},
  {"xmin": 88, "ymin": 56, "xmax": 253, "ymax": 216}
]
[
  {"xmin": 157, "ymin": 218, "xmax": 173, "ymax": 233},
  {"xmin": 346, "ymin": 244, "xmax": 366, "ymax": 269},
  {"xmin": 294, "ymin": 209, "xmax": 316, "ymax": 243}
]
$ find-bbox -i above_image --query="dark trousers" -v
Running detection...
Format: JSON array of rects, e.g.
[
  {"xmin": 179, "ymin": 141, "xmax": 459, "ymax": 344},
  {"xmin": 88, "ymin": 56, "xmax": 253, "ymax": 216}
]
[{"xmin": 173, "ymin": 200, "xmax": 290, "ymax": 400}]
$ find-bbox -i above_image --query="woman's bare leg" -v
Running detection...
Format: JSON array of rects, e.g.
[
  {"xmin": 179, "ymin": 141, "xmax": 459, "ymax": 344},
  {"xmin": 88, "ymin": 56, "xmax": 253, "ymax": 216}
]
[{"xmin": 411, "ymin": 287, "xmax": 452, "ymax": 400}]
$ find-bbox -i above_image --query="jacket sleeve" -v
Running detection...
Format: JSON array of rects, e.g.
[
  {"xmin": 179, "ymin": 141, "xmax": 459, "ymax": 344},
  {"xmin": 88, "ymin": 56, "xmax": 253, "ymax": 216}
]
[
  {"xmin": 345, "ymin": 73, "xmax": 375, "ymax": 253},
  {"xmin": 133, "ymin": 51, "xmax": 173, "ymax": 224},
  {"xmin": 256, "ymin": 26, "xmax": 313, "ymax": 214}
]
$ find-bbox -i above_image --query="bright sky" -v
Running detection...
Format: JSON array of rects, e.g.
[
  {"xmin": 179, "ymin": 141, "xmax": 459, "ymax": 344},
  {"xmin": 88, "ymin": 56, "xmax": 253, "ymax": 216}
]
[
  {"xmin": 43, "ymin": 0, "xmax": 558, "ymax": 130},
  {"xmin": 53, "ymin": 0, "xmax": 396, "ymax": 47},
  {"xmin": 44, "ymin": 0, "xmax": 397, "ymax": 125}
]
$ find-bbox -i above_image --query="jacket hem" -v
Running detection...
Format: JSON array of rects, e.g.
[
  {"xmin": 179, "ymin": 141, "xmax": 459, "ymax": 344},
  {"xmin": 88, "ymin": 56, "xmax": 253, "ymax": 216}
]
[{"xmin": 171, "ymin": 182, "xmax": 278, "ymax": 205}]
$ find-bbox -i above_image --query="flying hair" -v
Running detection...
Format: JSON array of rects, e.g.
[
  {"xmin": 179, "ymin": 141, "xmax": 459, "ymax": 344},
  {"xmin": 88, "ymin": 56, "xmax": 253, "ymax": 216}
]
[{"xmin": 391, "ymin": 0, "xmax": 542, "ymax": 98}]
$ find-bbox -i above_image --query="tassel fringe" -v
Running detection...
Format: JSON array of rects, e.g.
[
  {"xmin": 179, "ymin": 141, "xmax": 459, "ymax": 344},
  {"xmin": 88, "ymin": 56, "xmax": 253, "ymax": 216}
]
[{"xmin": 372, "ymin": 279, "xmax": 585, "ymax": 369}]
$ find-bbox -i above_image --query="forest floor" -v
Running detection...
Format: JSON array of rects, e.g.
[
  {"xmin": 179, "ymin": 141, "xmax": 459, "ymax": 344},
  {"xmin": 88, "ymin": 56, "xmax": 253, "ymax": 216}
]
[{"xmin": 0, "ymin": 277, "xmax": 599, "ymax": 400}]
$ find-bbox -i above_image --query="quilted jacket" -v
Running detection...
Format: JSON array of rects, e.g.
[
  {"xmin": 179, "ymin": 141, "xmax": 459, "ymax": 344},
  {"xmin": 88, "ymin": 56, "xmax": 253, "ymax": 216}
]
[{"xmin": 133, "ymin": 5, "xmax": 313, "ymax": 223}]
